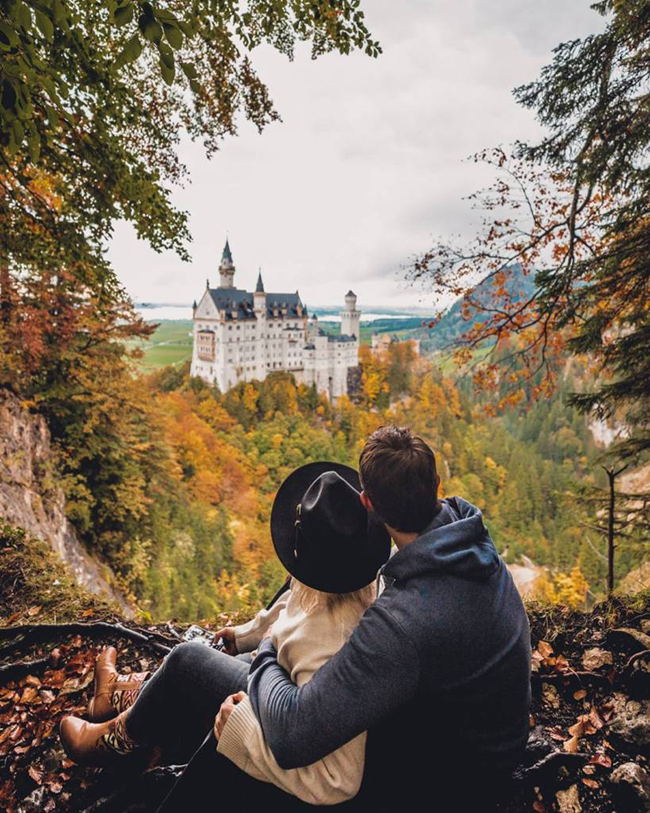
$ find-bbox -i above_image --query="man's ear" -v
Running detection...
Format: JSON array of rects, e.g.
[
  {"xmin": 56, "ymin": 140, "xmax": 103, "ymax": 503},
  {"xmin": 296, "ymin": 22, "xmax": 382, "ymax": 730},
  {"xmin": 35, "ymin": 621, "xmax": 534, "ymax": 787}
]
[{"xmin": 360, "ymin": 491, "xmax": 374, "ymax": 513}]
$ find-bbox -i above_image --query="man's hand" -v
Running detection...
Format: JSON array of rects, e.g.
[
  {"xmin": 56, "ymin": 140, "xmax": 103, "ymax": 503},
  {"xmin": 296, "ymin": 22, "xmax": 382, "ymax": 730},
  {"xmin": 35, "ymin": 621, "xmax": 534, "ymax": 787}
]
[
  {"xmin": 215, "ymin": 691, "xmax": 247, "ymax": 740},
  {"xmin": 213, "ymin": 627, "xmax": 238, "ymax": 655}
]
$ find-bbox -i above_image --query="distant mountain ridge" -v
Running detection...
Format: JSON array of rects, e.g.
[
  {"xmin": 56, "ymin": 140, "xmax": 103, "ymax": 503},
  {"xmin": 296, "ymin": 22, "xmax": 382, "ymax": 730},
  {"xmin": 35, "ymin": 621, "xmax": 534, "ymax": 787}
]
[{"xmin": 424, "ymin": 264, "xmax": 537, "ymax": 351}]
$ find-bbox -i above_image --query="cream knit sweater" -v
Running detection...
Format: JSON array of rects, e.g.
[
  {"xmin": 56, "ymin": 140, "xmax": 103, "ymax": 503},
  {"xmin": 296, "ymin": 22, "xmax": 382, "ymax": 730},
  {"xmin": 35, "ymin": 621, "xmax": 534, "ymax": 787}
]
[{"xmin": 216, "ymin": 585, "xmax": 368, "ymax": 805}]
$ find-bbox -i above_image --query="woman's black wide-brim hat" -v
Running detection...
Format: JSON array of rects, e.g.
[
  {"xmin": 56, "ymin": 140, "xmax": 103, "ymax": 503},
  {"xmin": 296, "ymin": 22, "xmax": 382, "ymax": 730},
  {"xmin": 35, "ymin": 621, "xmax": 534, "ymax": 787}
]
[{"xmin": 271, "ymin": 461, "xmax": 392, "ymax": 594}]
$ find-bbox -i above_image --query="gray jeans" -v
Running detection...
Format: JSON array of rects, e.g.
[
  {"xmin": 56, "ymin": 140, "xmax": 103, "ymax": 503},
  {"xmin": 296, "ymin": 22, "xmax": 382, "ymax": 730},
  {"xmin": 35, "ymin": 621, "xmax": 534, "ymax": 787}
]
[{"xmin": 125, "ymin": 641, "xmax": 252, "ymax": 762}]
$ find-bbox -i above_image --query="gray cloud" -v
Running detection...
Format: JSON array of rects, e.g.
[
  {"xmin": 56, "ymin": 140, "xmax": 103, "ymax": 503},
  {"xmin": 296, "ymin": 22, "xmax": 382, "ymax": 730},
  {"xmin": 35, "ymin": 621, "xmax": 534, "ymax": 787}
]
[{"xmin": 108, "ymin": 0, "xmax": 603, "ymax": 310}]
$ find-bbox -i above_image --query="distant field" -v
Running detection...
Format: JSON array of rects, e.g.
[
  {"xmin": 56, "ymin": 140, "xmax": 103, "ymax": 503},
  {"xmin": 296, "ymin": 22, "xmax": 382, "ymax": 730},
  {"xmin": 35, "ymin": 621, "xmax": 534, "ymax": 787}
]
[{"xmin": 130, "ymin": 320, "xmax": 193, "ymax": 370}]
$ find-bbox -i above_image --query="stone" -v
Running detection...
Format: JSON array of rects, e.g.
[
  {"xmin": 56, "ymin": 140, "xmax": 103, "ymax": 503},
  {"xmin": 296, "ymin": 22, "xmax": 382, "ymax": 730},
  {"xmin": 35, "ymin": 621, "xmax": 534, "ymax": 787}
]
[
  {"xmin": 556, "ymin": 784, "xmax": 582, "ymax": 813},
  {"xmin": 608, "ymin": 692, "xmax": 650, "ymax": 751},
  {"xmin": 582, "ymin": 647, "xmax": 614, "ymax": 671},
  {"xmin": 0, "ymin": 391, "xmax": 132, "ymax": 615},
  {"xmin": 610, "ymin": 762, "xmax": 650, "ymax": 812}
]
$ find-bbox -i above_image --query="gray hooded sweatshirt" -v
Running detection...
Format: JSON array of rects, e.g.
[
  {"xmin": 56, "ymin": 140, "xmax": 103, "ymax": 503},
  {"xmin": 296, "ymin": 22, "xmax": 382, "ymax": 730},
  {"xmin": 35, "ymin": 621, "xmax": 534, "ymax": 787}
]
[{"xmin": 248, "ymin": 497, "xmax": 531, "ymax": 806}]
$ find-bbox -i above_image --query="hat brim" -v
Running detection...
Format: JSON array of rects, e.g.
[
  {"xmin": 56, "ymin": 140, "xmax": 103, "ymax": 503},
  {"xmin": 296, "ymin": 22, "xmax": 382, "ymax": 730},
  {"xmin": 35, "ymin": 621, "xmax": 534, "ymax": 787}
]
[{"xmin": 271, "ymin": 461, "xmax": 392, "ymax": 594}]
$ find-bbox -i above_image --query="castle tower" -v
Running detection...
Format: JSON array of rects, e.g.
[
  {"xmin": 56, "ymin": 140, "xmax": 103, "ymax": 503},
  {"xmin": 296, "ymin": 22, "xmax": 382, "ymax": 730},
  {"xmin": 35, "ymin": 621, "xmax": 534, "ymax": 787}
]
[
  {"xmin": 254, "ymin": 269, "xmax": 266, "ymax": 312},
  {"xmin": 340, "ymin": 290, "xmax": 360, "ymax": 339},
  {"xmin": 219, "ymin": 239, "xmax": 235, "ymax": 288}
]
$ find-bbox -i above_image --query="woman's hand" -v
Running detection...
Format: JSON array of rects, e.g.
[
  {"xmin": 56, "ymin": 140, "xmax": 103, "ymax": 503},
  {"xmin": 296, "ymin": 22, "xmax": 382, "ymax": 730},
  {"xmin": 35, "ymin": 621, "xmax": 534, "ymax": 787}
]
[
  {"xmin": 213, "ymin": 627, "xmax": 238, "ymax": 655},
  {"xmin": 215, "ymin": 691, "xmax": 247, "ymax": 739}
]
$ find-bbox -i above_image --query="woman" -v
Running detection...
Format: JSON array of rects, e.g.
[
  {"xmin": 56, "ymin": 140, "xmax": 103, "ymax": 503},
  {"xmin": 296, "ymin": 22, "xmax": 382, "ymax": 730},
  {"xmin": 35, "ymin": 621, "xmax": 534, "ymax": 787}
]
[{"xmin": 59, "ymin": 462, "xmax": 391, "ymax": 805}]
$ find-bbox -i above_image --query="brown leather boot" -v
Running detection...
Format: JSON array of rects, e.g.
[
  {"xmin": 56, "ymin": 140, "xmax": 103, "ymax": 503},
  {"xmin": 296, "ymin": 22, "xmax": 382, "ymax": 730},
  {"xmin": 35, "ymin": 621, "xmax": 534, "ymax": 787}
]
[
  {"xmin": 59, "ymin": 711, "xmax": 144, "ymax": 768},
  {"xmin": 87, "ymin": 647, "xmax": 150, "ymax": 723}
]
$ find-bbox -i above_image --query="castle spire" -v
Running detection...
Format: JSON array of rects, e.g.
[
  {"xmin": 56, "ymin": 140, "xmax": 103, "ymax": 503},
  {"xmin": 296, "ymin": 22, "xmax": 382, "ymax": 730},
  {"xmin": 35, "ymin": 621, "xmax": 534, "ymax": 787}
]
[
  {"xmin": 256, "ymin": 269, "xmax": 265, "ymax": 293},
  {"xmin": 222, "ymin": 238, "xmax": 232, "ymax": 264},
  {"xmin": 219, "ymin": 237, "xmax": 235, "ymax": 288}
]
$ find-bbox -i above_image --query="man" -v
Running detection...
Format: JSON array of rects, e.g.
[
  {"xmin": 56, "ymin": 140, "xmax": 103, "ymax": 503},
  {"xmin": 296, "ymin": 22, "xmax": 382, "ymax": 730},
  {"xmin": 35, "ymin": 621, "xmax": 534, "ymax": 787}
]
[{"xmin": 216, "ymin": 425, "xmax": 531, "ymax": 810}]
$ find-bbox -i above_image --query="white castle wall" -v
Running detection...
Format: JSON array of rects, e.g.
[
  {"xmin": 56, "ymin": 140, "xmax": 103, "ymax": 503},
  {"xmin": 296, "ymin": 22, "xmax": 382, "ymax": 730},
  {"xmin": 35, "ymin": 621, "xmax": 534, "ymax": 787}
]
[{"xmin": 190, "ymin": 250, "xmax": 360, "ymax": 401}]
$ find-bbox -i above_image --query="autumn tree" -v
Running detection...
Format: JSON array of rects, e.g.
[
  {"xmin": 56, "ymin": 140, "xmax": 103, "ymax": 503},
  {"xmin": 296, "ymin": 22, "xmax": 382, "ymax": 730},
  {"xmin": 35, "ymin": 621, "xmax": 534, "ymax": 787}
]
[
  {"xmin": 410, "ymin": 0, "xmax": 649, "ymax": 437},
  {"xmin": 409, "ymin": 0, "xmax": 650, "ymax": 574}
]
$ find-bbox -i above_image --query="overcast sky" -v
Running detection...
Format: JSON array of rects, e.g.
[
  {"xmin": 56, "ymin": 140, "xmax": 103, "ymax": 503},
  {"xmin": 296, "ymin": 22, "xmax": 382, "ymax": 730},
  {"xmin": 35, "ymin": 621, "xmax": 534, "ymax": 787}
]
[{"xmin": 108, "ymin": 0, "xmax": 604, "ymax": 311}]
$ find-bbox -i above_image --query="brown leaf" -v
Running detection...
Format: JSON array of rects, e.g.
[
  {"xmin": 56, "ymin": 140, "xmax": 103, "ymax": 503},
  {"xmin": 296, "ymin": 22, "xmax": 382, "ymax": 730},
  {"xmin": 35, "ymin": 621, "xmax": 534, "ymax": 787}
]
[
  {"xmin": 568, "ymin": 717, "xmax": 585, "ymax": 738},
  {"xmin": 537, "ymin": 640, "xmax": 554, "ymax": 658},
  {"xmin": 20, "ymin": 686, "xmax": 38, "ymax": 704},
  {"xmin": 24, "ymin": 675, "xmax": 41, "ymax": 688},
  {"xmin": 582, "ymin": 778, "xmax": 599, "ymax": 789},
  {"xmin": 28, "ymin": 765, "xmax": 42, "ymax": 785},
  {"xmin": 573, "ymin": 689, "xmax": 587, "ymax": 700},
  {"xmin": 547, "ymin": 726, "xmax": 567, "ymax": 741},
  {"xmin": 44, "ymin": 669, "xmax": 66, "ymax": 688},
  {"xmin": 589, "ymin": 753, "xmax": 612, "ymax": 769},
  {"xmin": 533, "ymin": 802, "xmax": 545, "ymax": 813},
  {"xmin": 588, "ymin": 707, "xmax": 604, "ymax": 731},
  {"xmin": 48, "ymin": 648, "xmax": 61, "ymax": 668},
  {"xmin": 27, "ymin": 605, "xmax": 42, "ymax": 617},
  {"xmin": 563, "ymin": 735, "xmax": 580, "ymax": 753},
  {"xmin": 5, "ymin": 611, "xmax": 22, "ymax": 624},
  {"xmin": 82, "ymin": 609, "xmax": 95, "ymax": 618}
]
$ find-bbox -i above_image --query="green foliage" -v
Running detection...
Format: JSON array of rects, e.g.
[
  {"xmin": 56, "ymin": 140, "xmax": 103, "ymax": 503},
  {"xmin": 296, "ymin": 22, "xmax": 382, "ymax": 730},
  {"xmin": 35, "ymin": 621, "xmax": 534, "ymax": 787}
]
[
  {"xmin": 1, "ymin": 0, "xmax": 379, "ymax": 283},
  {"xmin": 0, "ymin": 521, "xmax": 118, "ymax": 622}
]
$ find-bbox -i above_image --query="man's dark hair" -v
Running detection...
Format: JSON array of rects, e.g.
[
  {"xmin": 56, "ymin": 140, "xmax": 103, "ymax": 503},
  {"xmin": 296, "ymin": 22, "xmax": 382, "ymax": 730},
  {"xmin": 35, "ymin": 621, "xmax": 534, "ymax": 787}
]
[{"xmin": 359, "ymin": 425, "xmax": 440, "ymax": 533}]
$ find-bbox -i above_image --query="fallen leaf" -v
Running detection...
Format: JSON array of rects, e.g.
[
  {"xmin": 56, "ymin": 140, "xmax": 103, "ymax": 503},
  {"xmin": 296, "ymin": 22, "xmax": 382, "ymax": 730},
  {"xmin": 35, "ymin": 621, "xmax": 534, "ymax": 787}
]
[
  {"xmin": 582, "ymin": 778, "xmax": 599, "ymax": 789},
  {"xmin": 533, "ymin": 802, "xmax": 545, "ymax": 813},
  {"xmin": 28, "ymin": 764, "xmax": 42, "ymax": 785},
  {"xmin": 538, "ymin": 641, "xmax": 554, "ymax": 658},
  {"xmin": 27, "ymin": 605, "xmax": 42, "ymax": 617},
  {"xmin": 589, "ymin": 753, "xmax": 612, "ymax": 769},
  {"xmin": 547, "ymin": 726, "xmax": 567, "ymax": 742},
  {"xmin": 563, "ymin": 735, "xmax": 580, "ymax": 753},
  {"xmin": 20, "ymin": 686, "xmax": 38, "ymax": 704},
  {"xmin": 568, "ymin": 718, "xmax": 585, "ymax": 738},
  {"xmin": 24, "ymin": 675, "xmax": 41, "ymax": 688},
  {"xmin": 588, "ymin": 707, "xmax": 604, "ymax": 731},
  {"xmin": 573, "ymin": 689, "xmax": 587, "ymax": 700}
]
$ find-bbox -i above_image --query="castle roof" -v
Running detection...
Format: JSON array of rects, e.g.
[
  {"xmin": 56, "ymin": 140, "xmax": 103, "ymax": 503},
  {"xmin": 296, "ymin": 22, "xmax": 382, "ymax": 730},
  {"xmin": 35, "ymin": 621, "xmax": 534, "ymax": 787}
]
[
  {"xmin": 221, "ymin": 239, "xmax": 233, "ymax": 263},
  {"xmin": 346, "ymin": 290, "xmax": 356, "ymax": 297},
  {"xmin": 256, "ymin": 271, "xmax": 265, "ymax": 293},
  {"xmin": 207, "ymin": 286, "xmax": 305, "ymax": 320}
]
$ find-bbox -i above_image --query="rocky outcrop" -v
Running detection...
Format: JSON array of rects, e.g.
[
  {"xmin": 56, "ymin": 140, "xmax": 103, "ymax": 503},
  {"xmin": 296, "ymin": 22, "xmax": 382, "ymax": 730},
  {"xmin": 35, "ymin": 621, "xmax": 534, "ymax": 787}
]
[{"xmin": 0, "ymin": 390, "xmax": 132, "ymax": 615}]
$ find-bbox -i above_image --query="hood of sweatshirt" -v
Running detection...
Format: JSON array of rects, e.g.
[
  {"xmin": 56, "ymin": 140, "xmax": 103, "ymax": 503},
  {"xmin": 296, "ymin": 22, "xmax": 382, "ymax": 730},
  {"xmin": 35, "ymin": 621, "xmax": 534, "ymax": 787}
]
[{"xmin": 382, "ymin": 496, "xmax": 500, "ymax": 583}]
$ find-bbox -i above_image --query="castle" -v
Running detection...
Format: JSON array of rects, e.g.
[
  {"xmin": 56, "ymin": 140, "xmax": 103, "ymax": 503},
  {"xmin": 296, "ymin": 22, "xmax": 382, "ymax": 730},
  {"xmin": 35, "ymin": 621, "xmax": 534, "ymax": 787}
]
[{"xmin": 190, "ymin": 241, "xmax": 361, "ymax": 400}]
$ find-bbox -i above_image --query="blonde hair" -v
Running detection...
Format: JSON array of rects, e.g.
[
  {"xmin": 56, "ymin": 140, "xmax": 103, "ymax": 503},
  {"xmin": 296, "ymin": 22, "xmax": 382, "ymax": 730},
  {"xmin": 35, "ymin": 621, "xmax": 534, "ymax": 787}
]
[{"xmin": 291, "ymin": 577, "xmax": 376, "ymax": 616}]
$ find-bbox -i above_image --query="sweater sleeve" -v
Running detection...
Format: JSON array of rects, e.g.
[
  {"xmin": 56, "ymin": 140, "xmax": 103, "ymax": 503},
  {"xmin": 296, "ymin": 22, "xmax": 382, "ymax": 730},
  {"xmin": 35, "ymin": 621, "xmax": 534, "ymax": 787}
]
[
  {"xmin": 217, "ymin": 696, "xmax": 367, "ymax": 805},
  {"xmin": 248, "ymin": 600, "xmax": 420, "ymax": 769},
  {"xmin": 232, "ymin": 592, "xmax": 290, "ymax": 653}
]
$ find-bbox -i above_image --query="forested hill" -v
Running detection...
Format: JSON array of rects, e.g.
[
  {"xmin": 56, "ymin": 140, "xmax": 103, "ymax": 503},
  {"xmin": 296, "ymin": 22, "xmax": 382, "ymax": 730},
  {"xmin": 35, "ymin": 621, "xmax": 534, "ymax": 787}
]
[
  {"xmin": 3, "ymin": 338, "xmax": 641, "ymax": 622},
  {"xmin": 422, "ymin": 263, "xmax": 537, "ymax": 352}
]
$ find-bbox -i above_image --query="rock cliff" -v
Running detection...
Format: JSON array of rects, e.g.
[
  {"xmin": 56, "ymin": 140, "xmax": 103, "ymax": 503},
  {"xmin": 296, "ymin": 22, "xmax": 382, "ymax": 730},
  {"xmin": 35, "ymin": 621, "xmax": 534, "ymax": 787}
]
[{"xmin": 0, "ymin": 390, "xmax": 132, "ymax": 615}]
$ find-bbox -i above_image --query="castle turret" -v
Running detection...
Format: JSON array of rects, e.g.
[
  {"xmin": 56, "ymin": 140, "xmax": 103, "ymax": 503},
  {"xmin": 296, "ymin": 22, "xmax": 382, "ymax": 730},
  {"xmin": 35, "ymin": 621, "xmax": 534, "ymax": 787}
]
[
  {"xmin": 254, "ymin": 269, "xmax": 266, "ymax": 312},
  {"xmin": 340, "ymin": 290, "xmax": 360, "ymax": 339},
  {"xmin": 219, "ymin": 239, "xmax": 235, "ymax": 288}
]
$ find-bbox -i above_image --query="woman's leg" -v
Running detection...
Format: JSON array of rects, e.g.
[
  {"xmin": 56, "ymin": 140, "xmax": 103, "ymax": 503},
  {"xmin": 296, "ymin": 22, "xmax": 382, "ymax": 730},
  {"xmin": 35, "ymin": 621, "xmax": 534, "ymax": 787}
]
[{"xmin": 124, "ymin": 642, "xmax": 251, "ymax": 762}]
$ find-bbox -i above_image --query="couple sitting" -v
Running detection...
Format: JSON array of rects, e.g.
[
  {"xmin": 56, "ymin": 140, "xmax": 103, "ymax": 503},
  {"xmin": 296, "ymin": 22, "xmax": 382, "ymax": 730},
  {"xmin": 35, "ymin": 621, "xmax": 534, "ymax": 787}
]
[{"xmin": 59, "ymin": 426, "xmax": 531, "ymax": 811}]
